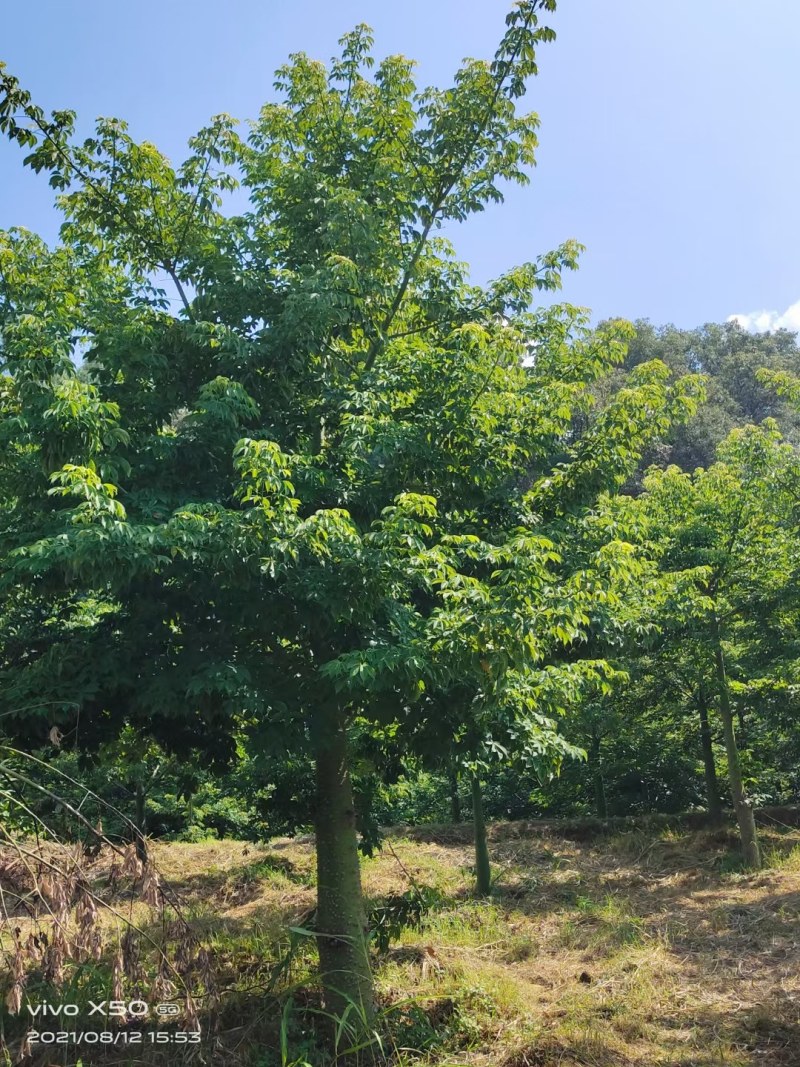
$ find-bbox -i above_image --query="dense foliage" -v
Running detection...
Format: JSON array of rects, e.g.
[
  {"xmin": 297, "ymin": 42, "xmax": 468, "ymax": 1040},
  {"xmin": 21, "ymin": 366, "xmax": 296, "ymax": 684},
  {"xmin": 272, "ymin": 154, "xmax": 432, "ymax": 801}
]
[{"xmin": 2, "ymin": 2, "xmax": 800, "ymax": 1055}]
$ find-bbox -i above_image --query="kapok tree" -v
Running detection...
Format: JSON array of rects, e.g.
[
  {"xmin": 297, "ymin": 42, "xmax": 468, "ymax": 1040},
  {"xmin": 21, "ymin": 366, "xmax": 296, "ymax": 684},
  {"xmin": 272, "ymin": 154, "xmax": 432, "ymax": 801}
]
[
  {"xmin": 631, "ymin": 423, "xmax": 800, "ymax": 868},
  {"xmin": 0, "ymin": 2, "xmax": 702, "ymax": 1040},
  {"xmin": 395, "ymin": 422, "xmax": 699, "ymax": 895},
  {"xmin": 602, "ymin": 639, "xmax": 726, "ymax": 822}
]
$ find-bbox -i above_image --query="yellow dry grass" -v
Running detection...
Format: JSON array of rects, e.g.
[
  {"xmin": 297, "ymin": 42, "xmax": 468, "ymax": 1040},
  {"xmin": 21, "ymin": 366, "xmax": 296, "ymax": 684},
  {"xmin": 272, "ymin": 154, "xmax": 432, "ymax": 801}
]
[
  {"xmin": 3, "ymin": 821, "xmax": 800, "ymax": 1065},
  {"xmin": 143, "ymin": 824, "xmax": 800, "ymax": 1064}
]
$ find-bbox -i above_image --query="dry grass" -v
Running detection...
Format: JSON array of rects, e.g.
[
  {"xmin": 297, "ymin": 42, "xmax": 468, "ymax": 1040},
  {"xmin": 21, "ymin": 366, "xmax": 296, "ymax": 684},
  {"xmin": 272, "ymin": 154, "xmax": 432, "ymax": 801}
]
[{"xmin": 3, "ymin": 823, "xmax": 800, "ymax": 1065}]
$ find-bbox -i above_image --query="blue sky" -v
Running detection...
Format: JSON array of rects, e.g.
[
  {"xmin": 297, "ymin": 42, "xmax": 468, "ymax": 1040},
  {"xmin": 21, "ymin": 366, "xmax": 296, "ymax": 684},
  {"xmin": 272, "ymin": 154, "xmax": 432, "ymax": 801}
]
[{"xmin": 1, "ymin": 0, "xmax": 798, "ymax": 330}]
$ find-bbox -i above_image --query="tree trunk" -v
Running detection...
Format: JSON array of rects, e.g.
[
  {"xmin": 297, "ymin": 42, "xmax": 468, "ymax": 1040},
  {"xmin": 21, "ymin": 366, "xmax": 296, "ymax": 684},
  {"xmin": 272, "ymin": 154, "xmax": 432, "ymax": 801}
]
[
  {"xmin": 314, "ymin": 722, "xmax": 376, "ymax": 1051},
  {"xmin": 448, "ymin": 768, "xmax": 460, "ymax": 824},
  {"xmin": 712, "ymin": 624, "xmax": 761, "ymax": 868},
  {"xmin": 589, "ymin": 734, "xmax": 607, "ymax": 819},
  {"xmin": 471, "ymin": 774, "xmax": 491, "ymax": 896},
  {"xmin": 134, "ymin": 781, "xmax": 148, "ymax": 864},
  {"xmin": 697, "ymin": 684, "xmax": 723, "ymax": 825}
]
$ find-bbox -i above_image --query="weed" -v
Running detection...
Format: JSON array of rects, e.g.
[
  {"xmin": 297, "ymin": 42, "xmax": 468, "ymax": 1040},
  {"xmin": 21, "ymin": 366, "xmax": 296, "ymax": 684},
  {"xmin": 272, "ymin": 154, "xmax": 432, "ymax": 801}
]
[
  {"xmin": 369, "ymin": 886, "xmax": 446, "ymax": 953},
  {"xmin": 558, "ymin": 894, "xmax": 645, "ymax": 950},
  {"xmin": 763, "ymin": 841, "xmax": 800, "ymax": 871}
]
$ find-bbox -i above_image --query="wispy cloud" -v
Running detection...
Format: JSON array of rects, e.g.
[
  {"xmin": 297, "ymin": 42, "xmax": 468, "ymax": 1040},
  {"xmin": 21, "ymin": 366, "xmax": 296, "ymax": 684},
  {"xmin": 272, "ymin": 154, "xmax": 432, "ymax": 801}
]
[{"xmin": 728, "ymin": 299, "xmax": 800, "ymax": 334}]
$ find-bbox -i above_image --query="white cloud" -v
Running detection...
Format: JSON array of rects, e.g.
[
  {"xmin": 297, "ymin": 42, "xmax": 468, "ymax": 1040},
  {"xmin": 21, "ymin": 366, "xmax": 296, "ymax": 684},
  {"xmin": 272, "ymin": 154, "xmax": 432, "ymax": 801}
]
[{"xmin": 728, "ymin": 299, "xmax": 800, "ymax": 334}]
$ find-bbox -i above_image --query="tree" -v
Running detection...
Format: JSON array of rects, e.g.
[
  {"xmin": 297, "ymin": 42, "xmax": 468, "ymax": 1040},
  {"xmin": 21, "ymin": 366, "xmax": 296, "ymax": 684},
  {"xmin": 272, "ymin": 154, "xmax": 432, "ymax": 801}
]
[
  {"xmin": 372, "ymin": 397, "xmax": 707, "ymax": 896},
  {"xmin": 0, "ymin": 3, "xmax": 702, "ymax": 1045},
  {"xmin": 616, "ymin": 320, "xmax": 800, "ymax": 474},
  {"xmin": 583, "ymin": 634, "xmax": 727, "ymax": 822},
  {"xmin": 631, "ymin": 424, "xmax": 800, "ymax": 868}
]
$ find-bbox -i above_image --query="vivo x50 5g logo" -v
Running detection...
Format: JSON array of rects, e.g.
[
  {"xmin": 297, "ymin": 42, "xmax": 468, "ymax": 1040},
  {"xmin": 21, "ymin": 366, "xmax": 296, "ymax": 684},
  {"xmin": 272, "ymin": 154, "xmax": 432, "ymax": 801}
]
[{"xmin": 27, "ymin": 1001, "xmax": 179, "ymax": 1018}]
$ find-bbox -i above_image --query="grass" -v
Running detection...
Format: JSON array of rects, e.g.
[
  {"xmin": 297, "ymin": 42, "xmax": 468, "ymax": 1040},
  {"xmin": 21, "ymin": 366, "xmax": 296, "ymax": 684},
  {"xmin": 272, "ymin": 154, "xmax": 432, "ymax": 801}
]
[{"xmin": 3, "ymin": 823, "xmax": 800, "ymax": 1065}]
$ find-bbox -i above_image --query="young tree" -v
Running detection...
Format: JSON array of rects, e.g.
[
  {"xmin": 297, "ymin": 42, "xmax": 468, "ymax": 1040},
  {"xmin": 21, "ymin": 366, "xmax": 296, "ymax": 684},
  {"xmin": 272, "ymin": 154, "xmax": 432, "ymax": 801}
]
[
  {"xmin": 592, "ymin": 640, "xmax": 726, "ymax": 822},
  {"xmin": 354, "ymin": 368, "xmax": 707, "ymax": 897},
  {"xmin": 632, "ymin": 424, "xmax": 800, "ymax": 868},
  {"xmin": 0, "ymin": 3, "xmax": 702, "ymax": 1040}
]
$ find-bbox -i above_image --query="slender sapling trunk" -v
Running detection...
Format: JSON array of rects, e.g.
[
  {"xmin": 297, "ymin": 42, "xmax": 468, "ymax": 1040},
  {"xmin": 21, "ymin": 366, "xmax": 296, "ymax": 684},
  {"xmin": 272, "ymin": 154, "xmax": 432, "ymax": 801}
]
[
  {"xmin": 471, "ymin": 773, "xmax": 492, "ymax": 896},
  {"xmin": 134, "ymin": 781, "xmax": 148, "ymax": 863},
  {"xmin": 712, "ymin": 624, "xmax": 761, "ymax": 868},
  {"xmin": 449, "ymin": 767, "xmax": 461, "ymax": 824},
  {"xmin": 589, "ymin": 733, "xmax": 607, "ymax": 819},
  {"xmin": 697, "ymin": 683, "xmax": 723, "ymax": 825}
]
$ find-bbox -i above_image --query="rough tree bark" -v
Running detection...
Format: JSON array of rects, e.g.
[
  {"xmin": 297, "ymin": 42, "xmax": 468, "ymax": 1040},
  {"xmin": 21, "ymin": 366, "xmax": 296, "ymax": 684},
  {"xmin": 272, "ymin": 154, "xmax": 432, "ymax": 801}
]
[
  {"xmin": 471, "ymin": 773, "xmax": 492, "ymax": 896},
  {"xmin": 696, "ymin": 682, "xmax": 723, "ymax": 825},
  {"xmin": 314, "ymin": 721, "xmax": 376, "ymax": 1050},
  {"xmin": 711, "ymin": 623, "xmax": 761, "ymax": 868}
]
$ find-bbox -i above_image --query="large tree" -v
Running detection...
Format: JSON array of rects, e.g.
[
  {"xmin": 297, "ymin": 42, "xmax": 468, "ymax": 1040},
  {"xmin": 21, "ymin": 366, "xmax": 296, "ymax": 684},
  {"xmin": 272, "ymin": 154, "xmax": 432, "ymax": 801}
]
[{"xmin": 0, "ymin": 3, "xmax": 702, "ymax": 1046}]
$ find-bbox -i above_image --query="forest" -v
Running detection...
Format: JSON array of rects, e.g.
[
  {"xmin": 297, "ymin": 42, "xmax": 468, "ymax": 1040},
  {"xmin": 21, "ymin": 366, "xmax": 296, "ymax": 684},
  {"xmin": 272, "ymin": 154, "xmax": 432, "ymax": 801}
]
[{"xmin": 2, "ymin": 3, "xmax": 800, "ymax": 1065}]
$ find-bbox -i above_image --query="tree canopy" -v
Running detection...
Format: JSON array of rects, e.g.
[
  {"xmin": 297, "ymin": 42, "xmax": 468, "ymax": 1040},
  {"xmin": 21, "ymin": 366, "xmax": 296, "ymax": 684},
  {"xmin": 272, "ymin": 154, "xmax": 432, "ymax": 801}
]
[{"xmin": 0, "ymin": 2, "xmax": 710, "ymax": 1034}]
